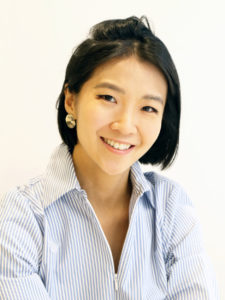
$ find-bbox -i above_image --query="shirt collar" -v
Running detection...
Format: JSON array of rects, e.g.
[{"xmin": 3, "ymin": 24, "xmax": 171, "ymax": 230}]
[
  {"xmin": 129, "ymin": 161, "xmax": 155, "ymax": 208},
  {"xmin": 42, "ymin": 143, "xmax": 81, "ymax": 208},
  {"xmin": 42, "ymin": 143, "xmax": 155, "ymax": 209}
]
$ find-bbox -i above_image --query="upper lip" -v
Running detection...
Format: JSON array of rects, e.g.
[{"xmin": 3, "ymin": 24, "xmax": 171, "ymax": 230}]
[{"xmin": 101, "ymin": 136, "xmax": 135, "ymax": 146}]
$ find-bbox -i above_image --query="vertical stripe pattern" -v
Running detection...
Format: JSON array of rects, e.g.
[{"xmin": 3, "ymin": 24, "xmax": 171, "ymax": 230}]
[{"xmin": 0, "ymin": 144, "xmax": 220, "ymax": 299}]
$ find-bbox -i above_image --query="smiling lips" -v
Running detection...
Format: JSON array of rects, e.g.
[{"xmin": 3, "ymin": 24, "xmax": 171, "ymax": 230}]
[
  {"xmin": 101, "ymin": 137, "xmax": 135, "ymax": 154},
  {"xmin": 102, "ymin": 137, "xmax": 132, "ymax": 150}
]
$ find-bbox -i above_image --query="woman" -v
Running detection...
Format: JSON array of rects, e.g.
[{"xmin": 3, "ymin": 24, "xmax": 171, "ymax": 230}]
[{"xmin": 0, "ymin": 16, "xmax": 219, "ymax": 299}]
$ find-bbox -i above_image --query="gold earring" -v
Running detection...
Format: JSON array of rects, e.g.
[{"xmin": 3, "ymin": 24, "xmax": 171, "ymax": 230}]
[{"xmin": 65, "ymin": 114, "xmax": 76, "ymax": 129}]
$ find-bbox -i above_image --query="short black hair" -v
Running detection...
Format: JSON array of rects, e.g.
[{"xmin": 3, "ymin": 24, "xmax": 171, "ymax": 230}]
[{"xmin": 56, "ymin": 16, "xmax": 181, "ymax": 170}]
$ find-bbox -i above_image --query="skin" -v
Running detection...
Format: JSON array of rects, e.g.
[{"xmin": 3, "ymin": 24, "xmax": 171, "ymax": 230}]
[
  {"xmin": 65, "ymin": 56, "xmax": 168, "ymax": 272},
  {"xmin": 64, "ymin": 55, "xmax": 167, "ymax": 213}
]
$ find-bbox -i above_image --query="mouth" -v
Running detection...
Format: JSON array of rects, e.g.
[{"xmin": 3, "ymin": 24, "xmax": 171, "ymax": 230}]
[{"xmin": 100, "ymin": 137, "xmax": 135, "ymax": 151}]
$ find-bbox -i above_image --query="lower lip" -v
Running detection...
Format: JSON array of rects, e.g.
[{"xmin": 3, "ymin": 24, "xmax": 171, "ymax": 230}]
[{"xmin": 100, "ymin": 137, "xmax": 135, "ymax": 155}]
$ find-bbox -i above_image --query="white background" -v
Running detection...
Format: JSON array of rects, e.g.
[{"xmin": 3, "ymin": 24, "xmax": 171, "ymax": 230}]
[{"xmin": 0, "ymin": 0, "xmax": 224, "ymax": 297}]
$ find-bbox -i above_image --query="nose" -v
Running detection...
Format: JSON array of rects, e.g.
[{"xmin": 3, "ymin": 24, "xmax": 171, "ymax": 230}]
[{"xmin": 110, "ymin": 111, "xmax": 137, "ymax": 135}]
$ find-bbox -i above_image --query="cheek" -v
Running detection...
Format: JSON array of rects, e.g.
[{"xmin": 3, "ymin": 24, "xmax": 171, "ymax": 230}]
[
  {"xmin": 90, "ymin": 115, "xmax": 107, "ymax": 133},
  {"xmin": 143, "ymin": 120, "xmax": 162, "ymax": 143},
  {"xmin": 78, "ymin": 106, "xmax": 107, "ymax": 135},
  {"xmin": 155, "ymin": 121, "xmax": 163, "ymax": 137}
]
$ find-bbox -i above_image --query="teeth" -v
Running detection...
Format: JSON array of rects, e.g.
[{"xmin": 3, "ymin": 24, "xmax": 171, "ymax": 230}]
[{"xmin": 103, "ymin": 138, "xmax": 131, "ymax": 150}]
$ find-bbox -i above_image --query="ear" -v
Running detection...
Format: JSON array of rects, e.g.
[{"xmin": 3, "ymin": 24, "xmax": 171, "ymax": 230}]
[{"xmin": 64, "ymin": 85, "xmax": 77, "ymax": 118}]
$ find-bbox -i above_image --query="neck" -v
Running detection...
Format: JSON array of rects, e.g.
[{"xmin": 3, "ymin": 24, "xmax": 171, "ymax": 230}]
[{"xmin": 72, "ymin": 146, "xmax": 132, "ymax": 211}]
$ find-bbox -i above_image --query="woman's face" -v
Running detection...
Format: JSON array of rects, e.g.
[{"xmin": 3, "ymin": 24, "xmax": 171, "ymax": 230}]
[{"xmin": 65, "ymin": 56, "xmax": 167, "ymax": 176}]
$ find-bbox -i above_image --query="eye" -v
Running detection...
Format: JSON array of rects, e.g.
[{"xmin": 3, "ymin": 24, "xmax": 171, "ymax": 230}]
[
  {"xmin": 97, "ymin": 95, "xmax": 116, "ymax": 103},
  {"xmin": 142, "ymin": 106, "xmax": 158, "ymax": 113}
]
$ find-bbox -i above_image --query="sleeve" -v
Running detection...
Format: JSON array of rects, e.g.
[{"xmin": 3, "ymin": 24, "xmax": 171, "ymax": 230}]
[
  {"xmin": 0, "ymin": 189, "xmax": 51, "ymax": 300},
  {"xmin": 162, "ymin": 184, "xmax": 220, "ymax": 299}
]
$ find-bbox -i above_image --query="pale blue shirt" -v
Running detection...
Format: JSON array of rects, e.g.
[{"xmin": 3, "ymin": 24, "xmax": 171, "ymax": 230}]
[{"xmin": 0, "ymin": 144, "xmax": 220, "ymax": 299}]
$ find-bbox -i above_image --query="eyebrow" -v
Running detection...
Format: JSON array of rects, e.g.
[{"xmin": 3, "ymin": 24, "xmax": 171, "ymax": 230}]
[{"xmin": 94, "ymin": 82, "xmax": 164, "ymax": 105}]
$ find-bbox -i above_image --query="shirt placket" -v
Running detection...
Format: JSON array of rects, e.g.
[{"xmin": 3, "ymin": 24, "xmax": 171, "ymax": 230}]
[{"xmin": 81, "ymin": 189, "xmax": 142, "ymax": 297}]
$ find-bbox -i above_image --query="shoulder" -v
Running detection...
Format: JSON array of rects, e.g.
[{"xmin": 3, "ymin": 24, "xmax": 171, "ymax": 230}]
[
  {"xmin": 1, "ymin": 176, "xmax": 45, "ymax": 229},
  {"xmin": 143, "ymin": 171, "xmax": 193, "ymax": 207},
  {"xmin": 144, "ymin": 170, "xmax": 185, "ymax": 191},
  {"xmin": 0, "ymin": 178, "xmax": 45, "ymax": 277},
  {"xmin": 143, "ymin": 171, "xmax": 201, "ymax": 250},
  {"xmin": 142, "ymin": 171, "xmax": 197, "ymax": 228}
]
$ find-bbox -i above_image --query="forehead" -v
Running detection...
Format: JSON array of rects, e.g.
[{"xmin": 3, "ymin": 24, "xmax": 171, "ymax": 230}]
[
  {"xmin": 81, "ymin": 56, "xmax": 168, "ymax": 101},
  {"xmin": 91, "ymin": 56, "xmax": 165, "ymax": 80}
]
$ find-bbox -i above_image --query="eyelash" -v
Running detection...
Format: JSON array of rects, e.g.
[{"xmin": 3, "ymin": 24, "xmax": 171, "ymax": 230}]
[
  {"xmin": 142, "ymin": 106, "xmax": 158, "ymax": 113},
  {"xmin": 97, "ymin": 94, "xmax": 116, "ymax": 102},
  {"xmin": 97, "ymin": 94, "xmax": 158, "ymax": 113}
]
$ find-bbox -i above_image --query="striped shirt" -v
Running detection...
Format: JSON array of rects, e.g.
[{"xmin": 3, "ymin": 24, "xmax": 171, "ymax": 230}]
[{"xmin": 0, "ymin": 144, "xmax": 220, "ymax": 299}]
